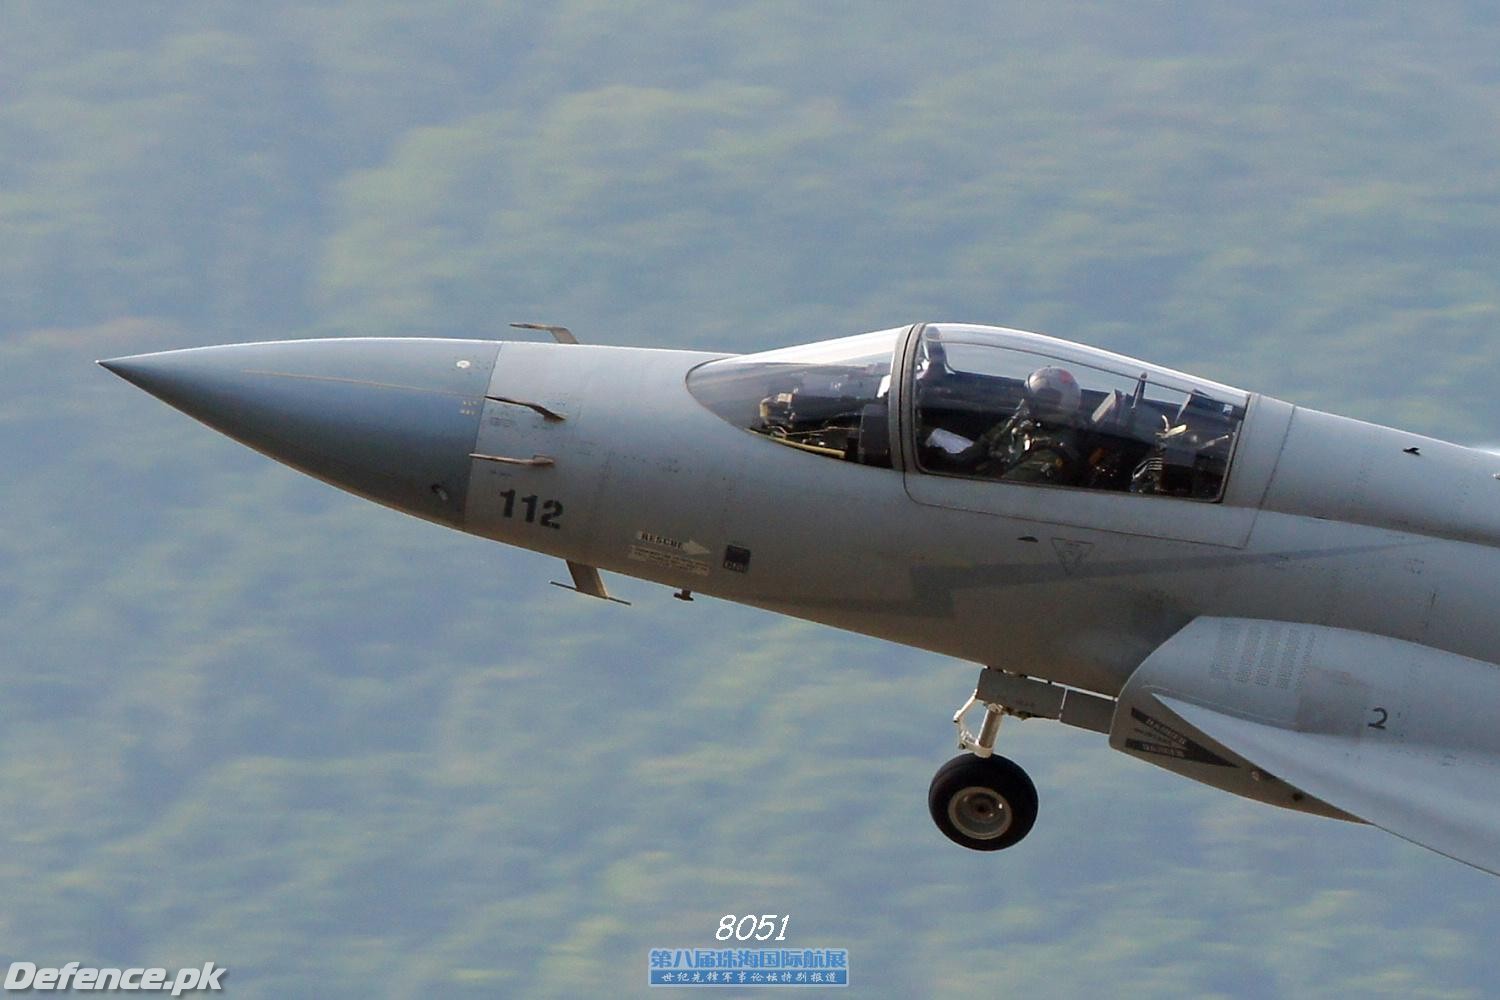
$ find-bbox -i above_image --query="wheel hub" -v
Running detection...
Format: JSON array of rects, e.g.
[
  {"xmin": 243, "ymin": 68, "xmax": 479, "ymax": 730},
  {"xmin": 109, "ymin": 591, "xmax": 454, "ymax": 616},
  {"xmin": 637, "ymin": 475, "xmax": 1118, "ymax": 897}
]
[{"xmin": 948, "ymin": 785, "xmax": 1014, "ymax": 839}]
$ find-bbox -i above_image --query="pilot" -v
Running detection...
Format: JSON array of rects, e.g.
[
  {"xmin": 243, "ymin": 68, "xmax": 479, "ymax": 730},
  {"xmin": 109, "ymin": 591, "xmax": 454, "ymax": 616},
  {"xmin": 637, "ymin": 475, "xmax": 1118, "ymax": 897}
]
[{"xmin": 971, "ymin": 366, "xmax": 1085, "ymax": 484}]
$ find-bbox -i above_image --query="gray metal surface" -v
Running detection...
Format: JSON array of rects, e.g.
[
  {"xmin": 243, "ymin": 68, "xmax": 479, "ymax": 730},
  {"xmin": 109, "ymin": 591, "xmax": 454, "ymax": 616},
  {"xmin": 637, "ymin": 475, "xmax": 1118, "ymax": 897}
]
[
  {"xmin": 1112, "ymin": 616, "xmax": 1500, "ymax": 873},
  {"xmin": 100, "ymin": 322, "xmax": 1500, "ymax": 874},
  {"xmin": 100, "ymin": 338, "xmax": 498, "ymax": 527}
]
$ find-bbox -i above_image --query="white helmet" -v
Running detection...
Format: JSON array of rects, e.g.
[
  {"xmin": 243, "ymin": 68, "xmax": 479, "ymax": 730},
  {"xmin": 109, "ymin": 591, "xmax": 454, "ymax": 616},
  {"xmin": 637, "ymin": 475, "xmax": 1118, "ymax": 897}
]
[{"xmin": 1025, "ymin": 366, "xmax": 1081, "ymax": 422}]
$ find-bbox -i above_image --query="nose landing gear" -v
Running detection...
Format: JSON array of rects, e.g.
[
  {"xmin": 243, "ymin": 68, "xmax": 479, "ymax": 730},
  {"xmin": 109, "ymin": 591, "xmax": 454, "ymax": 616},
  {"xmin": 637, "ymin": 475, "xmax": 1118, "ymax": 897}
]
[{"xmin": 930, "ymin": 667, "xmax": 1116, "ymax": 852}]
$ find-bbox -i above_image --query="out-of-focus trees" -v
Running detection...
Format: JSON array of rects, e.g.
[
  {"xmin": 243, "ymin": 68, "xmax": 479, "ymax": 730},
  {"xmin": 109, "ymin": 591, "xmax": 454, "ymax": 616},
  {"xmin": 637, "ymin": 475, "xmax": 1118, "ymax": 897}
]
[{"xmin": 4, "ymin": 4, "xmax": 1500, "ymax": 995}]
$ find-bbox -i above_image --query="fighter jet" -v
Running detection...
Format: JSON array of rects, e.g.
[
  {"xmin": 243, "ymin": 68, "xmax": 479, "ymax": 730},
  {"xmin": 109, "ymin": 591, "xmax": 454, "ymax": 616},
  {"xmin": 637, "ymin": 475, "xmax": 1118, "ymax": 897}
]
[{"xmin": 100, "ymin": 322, "xmax": 1500, "ymax": 875}]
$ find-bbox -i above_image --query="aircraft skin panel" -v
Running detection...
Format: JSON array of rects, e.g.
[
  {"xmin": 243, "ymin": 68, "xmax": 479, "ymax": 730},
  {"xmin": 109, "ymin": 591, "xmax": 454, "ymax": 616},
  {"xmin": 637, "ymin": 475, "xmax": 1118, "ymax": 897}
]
[
  {"xmin": 903, "ymin": 469, "xmax": 1259, "ymax": 547},
  {"xmin": 1262, "ymin": 405, "xmax": 1500, "ymax": 549},
  {"xmin": 1160, "ymin": 695, "xmax": 1500, "ymax": 877}
]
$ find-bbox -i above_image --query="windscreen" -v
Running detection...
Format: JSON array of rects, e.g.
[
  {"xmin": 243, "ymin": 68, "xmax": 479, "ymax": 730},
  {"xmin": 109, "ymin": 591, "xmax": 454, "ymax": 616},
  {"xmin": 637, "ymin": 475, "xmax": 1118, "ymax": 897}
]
[{"xmin": 686, "ymin": 329, "xmax": 903, "ymax": 468}]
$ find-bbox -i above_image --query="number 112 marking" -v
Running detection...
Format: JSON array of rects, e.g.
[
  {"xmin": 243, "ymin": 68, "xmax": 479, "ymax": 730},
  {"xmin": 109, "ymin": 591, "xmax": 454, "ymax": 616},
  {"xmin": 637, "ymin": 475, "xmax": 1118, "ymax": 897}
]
[{"xmin": 497, "ymin": 489, "xmax": 563, "ymax": 529}]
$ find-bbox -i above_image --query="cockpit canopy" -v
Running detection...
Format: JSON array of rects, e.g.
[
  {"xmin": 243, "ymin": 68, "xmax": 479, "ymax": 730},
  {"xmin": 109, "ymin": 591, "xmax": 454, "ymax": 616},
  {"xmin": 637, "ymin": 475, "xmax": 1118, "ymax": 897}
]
[
  {"xmin": 686, "ymin": 324, "xmax": 1249, "ymax": 501},
  {"xmin": 686, "ymin": 328, "xmax": 902, "ymax": 468}
]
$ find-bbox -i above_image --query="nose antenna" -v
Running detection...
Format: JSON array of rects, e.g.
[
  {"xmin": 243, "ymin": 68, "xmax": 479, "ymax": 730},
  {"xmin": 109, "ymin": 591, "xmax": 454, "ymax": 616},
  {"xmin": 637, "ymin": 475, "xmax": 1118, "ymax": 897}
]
[{"xmin": 510, "ymin": 322, "xmax": 579, "ymax": 345}]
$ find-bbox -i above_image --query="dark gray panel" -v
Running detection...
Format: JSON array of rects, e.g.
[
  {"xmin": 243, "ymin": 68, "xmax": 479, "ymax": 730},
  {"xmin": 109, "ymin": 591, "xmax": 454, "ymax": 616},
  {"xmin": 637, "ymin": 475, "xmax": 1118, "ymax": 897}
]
[{"xmin": 101, "ymin": 338, "xmax": 500, "ymax": 527}]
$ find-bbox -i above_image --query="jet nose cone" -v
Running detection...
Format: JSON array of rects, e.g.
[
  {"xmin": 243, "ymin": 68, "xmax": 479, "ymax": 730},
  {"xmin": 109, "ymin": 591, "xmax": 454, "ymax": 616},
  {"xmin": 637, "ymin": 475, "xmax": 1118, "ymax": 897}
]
[
  {"xmin": 97, "ymin": 357, "xmax": 139, "ymax": 381},
  {"xmin": 100, "ymin": 339, "xmax": 499, "ymax": 526}
]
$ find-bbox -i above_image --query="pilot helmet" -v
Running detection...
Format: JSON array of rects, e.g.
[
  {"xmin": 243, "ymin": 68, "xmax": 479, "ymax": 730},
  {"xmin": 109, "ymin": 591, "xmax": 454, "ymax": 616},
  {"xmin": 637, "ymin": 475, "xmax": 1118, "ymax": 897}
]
[{"xmin": 1026, "ymin": 366, "xmax": 1082, "ymax": 422}]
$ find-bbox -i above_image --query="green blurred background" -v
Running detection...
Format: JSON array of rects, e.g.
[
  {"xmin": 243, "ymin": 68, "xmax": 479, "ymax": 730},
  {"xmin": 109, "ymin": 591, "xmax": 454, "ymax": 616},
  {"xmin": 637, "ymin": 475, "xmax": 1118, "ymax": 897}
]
[{"xmin": 3, "ymin": 3, "xmax": 1499, "ymax": 996}]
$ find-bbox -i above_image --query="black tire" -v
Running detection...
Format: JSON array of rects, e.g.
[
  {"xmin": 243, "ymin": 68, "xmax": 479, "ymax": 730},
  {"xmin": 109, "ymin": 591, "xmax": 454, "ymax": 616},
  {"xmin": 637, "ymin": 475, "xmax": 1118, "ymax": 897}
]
[{"xmin": 927, "ymin": 753, "xmax": 1039, "ymax": 851}]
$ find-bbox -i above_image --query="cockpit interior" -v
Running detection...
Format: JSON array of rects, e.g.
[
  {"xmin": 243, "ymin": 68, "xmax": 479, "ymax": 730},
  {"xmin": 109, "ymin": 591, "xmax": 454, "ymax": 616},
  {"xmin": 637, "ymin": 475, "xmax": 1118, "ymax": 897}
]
[{"xmin": 687, "ymin": 323, "xmax": 1248, "ymax": 502}]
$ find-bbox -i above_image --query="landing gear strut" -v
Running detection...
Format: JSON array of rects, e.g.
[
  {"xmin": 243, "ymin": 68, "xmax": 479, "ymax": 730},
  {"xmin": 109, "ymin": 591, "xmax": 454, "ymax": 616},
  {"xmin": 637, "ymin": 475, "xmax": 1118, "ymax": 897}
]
[{"xmin": 929, "ymin": 667, "xmax": 1116, "ymax": 852}]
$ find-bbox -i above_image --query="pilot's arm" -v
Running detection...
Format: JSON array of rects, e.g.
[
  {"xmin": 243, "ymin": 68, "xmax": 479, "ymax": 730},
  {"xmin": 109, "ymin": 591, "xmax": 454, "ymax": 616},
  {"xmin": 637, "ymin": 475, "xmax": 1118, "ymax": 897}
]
[
  {"xmin": 999, "ymin": 427, "xmax": 1082, "ymax": 484},
  {"xmin": 964, "ymin": 404, "xmax": 1031, "ymax": 477}
]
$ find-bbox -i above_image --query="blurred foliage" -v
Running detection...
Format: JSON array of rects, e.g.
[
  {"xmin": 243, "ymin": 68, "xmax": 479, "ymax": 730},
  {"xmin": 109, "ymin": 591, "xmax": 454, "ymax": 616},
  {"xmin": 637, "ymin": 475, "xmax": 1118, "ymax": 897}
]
[{"xmin": 4, "ymin": 3, "xmax": 1500, "ymax": 997}]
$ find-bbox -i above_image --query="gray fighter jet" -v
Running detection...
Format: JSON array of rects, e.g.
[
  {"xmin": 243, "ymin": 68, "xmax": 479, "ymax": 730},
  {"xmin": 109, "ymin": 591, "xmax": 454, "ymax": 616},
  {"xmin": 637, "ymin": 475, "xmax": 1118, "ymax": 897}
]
[{"xmin": 101, "ymin": 322, "xmax": 1500, "ymax": 875}]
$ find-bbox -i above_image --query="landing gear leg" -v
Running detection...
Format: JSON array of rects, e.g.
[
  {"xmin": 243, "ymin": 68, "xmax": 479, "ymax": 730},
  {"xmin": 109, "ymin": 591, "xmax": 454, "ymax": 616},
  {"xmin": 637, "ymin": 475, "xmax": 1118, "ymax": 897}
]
[
  {"xmin": 929, "ymin": 671, "xmax": 1040, "ymax": 851},
  {"xmin": 953, "ymin": 691, "xmax": 1006, "ymax": 758}
]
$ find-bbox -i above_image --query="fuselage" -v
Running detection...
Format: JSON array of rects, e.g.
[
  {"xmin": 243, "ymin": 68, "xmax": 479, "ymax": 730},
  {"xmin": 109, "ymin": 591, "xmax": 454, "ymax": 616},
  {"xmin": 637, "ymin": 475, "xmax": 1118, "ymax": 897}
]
[
  {"xmin": 101, "ymin": 324, "xmax": 1500, "ymax": 699},
  {"xmin": 99, "ymin": 322, "xmax": 1500, "ymax": 872},
  {"xmin": 466, "ymin": 329, "xmax": 1500, "ymax": 698}
]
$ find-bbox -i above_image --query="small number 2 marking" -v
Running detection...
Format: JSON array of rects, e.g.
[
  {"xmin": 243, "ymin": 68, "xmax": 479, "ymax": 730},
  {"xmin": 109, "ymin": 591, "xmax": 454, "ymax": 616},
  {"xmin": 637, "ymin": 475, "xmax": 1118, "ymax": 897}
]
[{"xmin": 1368, "ymin": 707, "xmax": 1388, "ymax": 730}]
